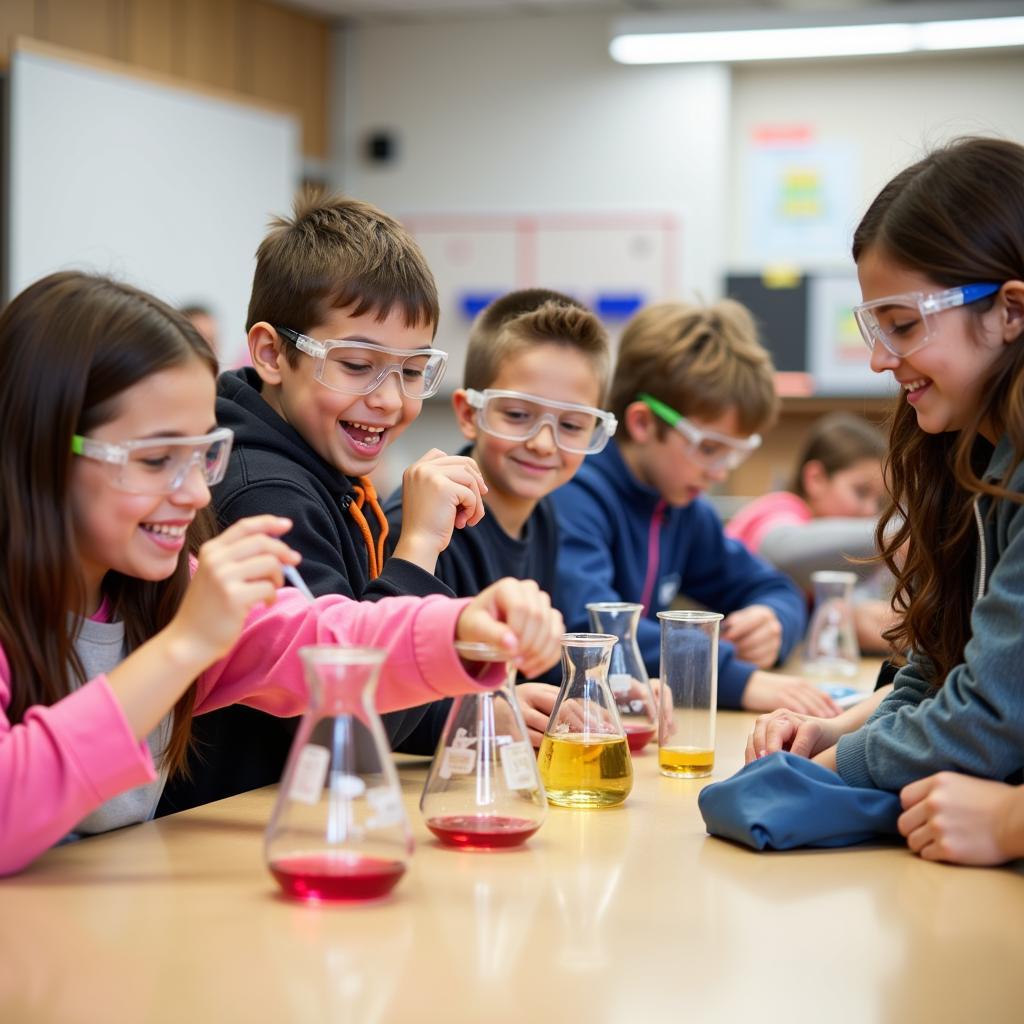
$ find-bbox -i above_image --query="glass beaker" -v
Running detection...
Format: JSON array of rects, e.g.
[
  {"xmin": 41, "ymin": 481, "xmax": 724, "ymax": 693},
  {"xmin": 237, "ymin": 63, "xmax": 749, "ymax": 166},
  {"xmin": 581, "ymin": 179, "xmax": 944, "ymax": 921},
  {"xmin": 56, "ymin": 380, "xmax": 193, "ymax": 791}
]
[
  {"xmin": 657, "ymin": 610, "xmax": 722, "ymax": 778},
  {"xmin": 420, "ymin": 642, "xmax": 547, "ymax": 850},
  {"xmin": 586, "ymin": 602, "xmax": 658, "ymax": 754},
  {"xmin": 265, "ymin": 646, "xmax": 413, "ymax": 902},
  {"xmin": 803, "ymin": 570, "xmax": 860, "ymax": 678},
  {"xmin": 538, "ymin": 633, "xmax": 633, "ymax": 808}
]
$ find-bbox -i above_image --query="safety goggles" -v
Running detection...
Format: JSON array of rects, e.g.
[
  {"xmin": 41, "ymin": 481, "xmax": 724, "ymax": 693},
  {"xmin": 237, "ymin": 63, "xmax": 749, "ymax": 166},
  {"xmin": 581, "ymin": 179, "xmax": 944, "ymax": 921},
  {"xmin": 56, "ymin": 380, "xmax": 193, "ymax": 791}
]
[
  {"xmin": 71, "ymin": 427, "xmax": 234, "ymax": 495},
  {"xmin": 276, "ymin": 326, "xmax": 448, "ymax": 398},
  {"xmin": 638, "ymin": 393, "xmax": 760, "ymax": 471},
  {"xmin": 465, "ymin": 388, "xmax": 618, "ymax": 455},
  {"xmin": 853, "ymin": 282, "xmax": 1001, "ymax": 358}
]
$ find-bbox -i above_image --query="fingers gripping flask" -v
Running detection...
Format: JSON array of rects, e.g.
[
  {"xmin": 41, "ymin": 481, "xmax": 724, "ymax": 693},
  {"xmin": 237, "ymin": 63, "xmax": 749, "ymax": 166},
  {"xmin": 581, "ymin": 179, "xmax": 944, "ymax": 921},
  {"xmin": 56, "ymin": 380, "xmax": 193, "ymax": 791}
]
[
  {"xmin": 538, "ymin": 634, "xmax": 633, "ymax": 808},
  {"xmin": 265, "ymin": 646, "xmax": 413, "ymax": 902},
  {"xmin": 586, "ymin": 602, "xmax": 657, "ymax": 753},
  {"xmin": 421, "ymin": 642, "xmax": 547, "ymax": 849}
]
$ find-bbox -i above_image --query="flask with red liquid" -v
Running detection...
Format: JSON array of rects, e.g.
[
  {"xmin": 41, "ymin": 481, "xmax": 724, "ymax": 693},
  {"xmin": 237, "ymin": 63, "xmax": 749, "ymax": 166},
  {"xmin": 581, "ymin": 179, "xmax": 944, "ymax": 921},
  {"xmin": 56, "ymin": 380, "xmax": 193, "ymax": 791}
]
[
  {"xmin": 586, "ymin": 602, "xmax": 658, "ymax": 753},
  {"xmin": 265, "ymin": 646, "xmax": 413, "ymax": 902},
  {"xmin": 420, "ymin": 642, "xmax": 547, "ymax": 850}
]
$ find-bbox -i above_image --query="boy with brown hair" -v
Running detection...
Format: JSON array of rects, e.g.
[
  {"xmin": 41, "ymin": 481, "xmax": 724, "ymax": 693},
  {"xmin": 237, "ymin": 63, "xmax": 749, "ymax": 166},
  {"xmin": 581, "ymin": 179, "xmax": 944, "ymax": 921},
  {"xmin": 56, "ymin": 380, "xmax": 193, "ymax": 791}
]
[
  {"xmin": 159, "ymin": 190, "xmax": 488, "ymax": 811},
  {"xmin": 551, "ymin": 299, "xmax": 840, "ymax": 716}
]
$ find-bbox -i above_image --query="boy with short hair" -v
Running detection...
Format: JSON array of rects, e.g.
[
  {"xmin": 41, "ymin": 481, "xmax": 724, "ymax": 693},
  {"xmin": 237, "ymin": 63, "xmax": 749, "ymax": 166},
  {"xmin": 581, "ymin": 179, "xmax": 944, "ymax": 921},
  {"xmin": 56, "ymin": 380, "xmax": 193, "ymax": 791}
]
[
  {"xmin": 159, "ymin": 190, "xmax": 487, "ymax": 812},
  {"xmin": 385, "ymin": 289, "xmax": 614, "ymax": 743},
  {"xmin": 551, "ymin": 299, "xmax": 839, "ymax": 716}
]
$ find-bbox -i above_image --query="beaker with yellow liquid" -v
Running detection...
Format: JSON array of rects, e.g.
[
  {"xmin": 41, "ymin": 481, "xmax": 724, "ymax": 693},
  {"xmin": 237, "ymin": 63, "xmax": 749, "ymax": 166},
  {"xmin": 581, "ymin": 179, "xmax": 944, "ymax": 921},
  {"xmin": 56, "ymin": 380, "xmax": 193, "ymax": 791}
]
[{"xmin": 538, "ymin": 633, "xmax": 633, "ymax": 808}]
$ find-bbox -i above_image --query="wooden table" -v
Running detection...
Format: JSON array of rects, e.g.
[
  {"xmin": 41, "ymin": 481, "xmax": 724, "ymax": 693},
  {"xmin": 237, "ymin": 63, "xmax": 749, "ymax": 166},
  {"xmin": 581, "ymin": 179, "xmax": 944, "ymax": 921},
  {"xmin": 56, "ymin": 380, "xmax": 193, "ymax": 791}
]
[{"xmin": 2, "ymin": 666, "xmax": 1022, "ymax": 1024}]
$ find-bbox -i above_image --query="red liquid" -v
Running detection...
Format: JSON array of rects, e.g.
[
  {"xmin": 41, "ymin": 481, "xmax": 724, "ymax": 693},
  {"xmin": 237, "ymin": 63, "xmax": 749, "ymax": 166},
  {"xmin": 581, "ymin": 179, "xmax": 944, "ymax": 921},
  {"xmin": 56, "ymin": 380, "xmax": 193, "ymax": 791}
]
[
  {"xmin": 270, "ymin": 853, "xmax": 406, "ymax": 902},
  {"xmin": 426, "ymin": 815, "xmax": 540, "ymax": 849},
  {"xmin": 624, "ymin": 724, "xmax": 656, "ymax": 752}
]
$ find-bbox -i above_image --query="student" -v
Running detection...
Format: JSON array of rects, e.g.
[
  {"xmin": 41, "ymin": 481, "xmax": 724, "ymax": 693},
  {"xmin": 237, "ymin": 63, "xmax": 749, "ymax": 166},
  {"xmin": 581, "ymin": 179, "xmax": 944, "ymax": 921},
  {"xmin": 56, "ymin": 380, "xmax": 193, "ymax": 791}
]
[
  {"xmin": 745, "ymin": 137, "xmax": 1024, "ymax": 795},
  {"xmin": 160, "ymin": 191, "xmax": 488, "ymax": 812},
  {"xmin": 726, "ymin": 412, "xmax": 894, "ymax": 653},
  {"xmin": 552, "ymin": 300, "xmax": 837, "ymax": 716},
  {"xmin": 386, "ymin": 289, "xmax": 613, "ymax": 744},
  {"xmin": 0, "ymin": 271, "xmax": 564, "ymax": 876}
]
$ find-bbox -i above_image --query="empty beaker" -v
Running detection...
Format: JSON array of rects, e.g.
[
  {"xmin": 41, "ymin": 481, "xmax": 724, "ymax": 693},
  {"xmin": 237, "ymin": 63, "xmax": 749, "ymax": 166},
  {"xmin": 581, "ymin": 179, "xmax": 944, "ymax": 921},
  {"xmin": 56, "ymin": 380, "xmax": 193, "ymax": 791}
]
[
  {"xmin": 803, "ymin": 570, "xmax": 860, "ymax": 678},
  {"xmin": 586, "ymin": 602, "xmax": 658, "ymax": 753},
  {"xmin": 420, "ymin": 642, "xmax": 547, "ymax": 850},
  {"xmin": 657, "ymin": 610, "xmax": 722, "ymax": 778},
  {"xmin": 538, "ymin": 633, "xmax": 633, "ymax": 808},
  {"xmin": 265, "ymin": 646, "xmax": 413, "ymax": 902}
]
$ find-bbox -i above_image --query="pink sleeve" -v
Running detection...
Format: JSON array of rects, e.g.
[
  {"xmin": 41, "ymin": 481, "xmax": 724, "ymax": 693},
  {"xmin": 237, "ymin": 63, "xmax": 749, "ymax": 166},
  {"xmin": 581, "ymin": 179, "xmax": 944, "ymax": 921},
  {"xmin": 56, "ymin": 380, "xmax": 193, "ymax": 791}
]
[
  {"xmin": 195, "ymin": 589, "xmax": 503, "ymax": 716},
  {"xmin": 0, "ymin": 645, "xmax": 155, "ymax": 877},
  {"xmin": 725, "ymin": 492, "xmax": 811, "ymax": 554}
]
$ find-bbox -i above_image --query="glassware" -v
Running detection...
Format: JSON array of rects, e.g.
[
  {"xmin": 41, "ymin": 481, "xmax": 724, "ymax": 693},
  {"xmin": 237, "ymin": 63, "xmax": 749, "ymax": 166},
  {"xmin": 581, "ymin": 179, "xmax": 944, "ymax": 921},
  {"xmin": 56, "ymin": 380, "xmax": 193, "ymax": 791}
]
[
  {"xmin": 537, "ymin": 633, "xmax": 633, "ymax": 808},
  {"xmin": 586, "ymin": 602, "xmax": 658, "ymax": 753},
  {"xmin": 420, "ymin": 642, "xmax": 547, "ymax": 850},
  {"xmin": 803, "ymin": 570, "xmax": 860, "ymax": 679},
  {"xmin": 657, "ymin": 610, "xmax": 722, "ymax": 779},
  {"xmin": 265, "ymin": 646, "xmax": 413, "ymax": 902}
]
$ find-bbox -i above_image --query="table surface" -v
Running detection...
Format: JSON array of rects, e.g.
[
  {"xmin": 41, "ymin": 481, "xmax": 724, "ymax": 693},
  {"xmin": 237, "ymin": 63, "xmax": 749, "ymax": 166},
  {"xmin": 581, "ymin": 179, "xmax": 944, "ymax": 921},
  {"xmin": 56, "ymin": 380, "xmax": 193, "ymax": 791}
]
[{"xmin": 2, "ymin": 662, "xmax": 1022, "ymax": 1024}]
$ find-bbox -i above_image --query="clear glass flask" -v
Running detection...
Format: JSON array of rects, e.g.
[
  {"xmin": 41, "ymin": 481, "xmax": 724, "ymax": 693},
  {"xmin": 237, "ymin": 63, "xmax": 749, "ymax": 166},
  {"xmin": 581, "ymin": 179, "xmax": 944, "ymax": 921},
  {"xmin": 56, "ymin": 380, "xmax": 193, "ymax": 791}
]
[
  {"xmin": 586, "ymin": 602, "xmax": 658, "ymax": 754},
  {"xmin": 420, "ymin": 642, "xmax": 547, "ymax": 850},
  {"xmin": 538, "ymin": 633, "xmax": 633, "ymax": 808},
  {"xmin": 803, "ymin": 570, "xmax": 860, "ymax": 678},
  {"xmin": 265, "ymin": 646, "xmax": 413, "ymax": 902}
]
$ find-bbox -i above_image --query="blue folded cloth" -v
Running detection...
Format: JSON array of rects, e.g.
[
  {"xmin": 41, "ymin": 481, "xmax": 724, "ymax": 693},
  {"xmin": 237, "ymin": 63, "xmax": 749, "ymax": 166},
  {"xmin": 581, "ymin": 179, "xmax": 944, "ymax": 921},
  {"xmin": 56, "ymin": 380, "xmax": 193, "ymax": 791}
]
[{"xmin": 698, "ymin": 752, "xmax": 901, "ymax": 850}]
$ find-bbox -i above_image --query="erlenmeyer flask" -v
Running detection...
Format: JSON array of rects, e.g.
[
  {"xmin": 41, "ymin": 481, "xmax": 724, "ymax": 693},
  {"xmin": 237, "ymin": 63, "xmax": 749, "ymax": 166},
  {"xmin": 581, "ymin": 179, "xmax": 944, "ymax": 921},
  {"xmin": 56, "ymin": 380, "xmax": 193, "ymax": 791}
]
[
  {"xmin": 803, "ymin": 570, "xmax": 860, "ymax": 678},
  {"xmin": 265, "ymin": 646, "xmax": 413, "ymax": 902},
  {"xmin": 420, "ymin": 642, "xmax": 547, "ymax": 850},
  {"xmin": 538, "ymin": 633, "xmax": 633, "ymax": 808},
  {"xmin": 586, "ymin": 602, "xmax": 657, "ymax": 754}
]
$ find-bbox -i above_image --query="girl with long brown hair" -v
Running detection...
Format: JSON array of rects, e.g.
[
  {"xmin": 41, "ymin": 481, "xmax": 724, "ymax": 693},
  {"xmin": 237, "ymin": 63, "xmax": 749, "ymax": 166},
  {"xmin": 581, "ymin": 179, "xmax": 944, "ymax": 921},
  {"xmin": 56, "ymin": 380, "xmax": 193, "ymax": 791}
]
[
  {"xmin": 745, "ymin": 138, "xmax": 1024, "ymax": 849},
  {"xmin": 0, "ymin": 271, "xmax": 563, "ymax": 876}
]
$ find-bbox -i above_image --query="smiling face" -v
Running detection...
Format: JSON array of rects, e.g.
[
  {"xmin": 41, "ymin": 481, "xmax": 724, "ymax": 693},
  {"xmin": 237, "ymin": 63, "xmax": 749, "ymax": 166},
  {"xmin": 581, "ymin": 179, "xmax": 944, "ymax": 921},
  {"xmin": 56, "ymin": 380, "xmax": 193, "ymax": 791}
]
[
  {"xmin": 266, "ymin": 304, "xmax": 436, "ymax": 477},
  {"xmin": 70, "ymin": 358, "xmax": 217, "ymax": 612}
]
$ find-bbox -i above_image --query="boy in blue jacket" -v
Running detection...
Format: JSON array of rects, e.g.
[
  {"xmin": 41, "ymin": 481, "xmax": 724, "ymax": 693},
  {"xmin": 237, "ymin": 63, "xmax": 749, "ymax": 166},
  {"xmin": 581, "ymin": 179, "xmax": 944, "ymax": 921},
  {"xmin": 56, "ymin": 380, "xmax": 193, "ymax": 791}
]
[{"xmin": 551, "ymin": 299, "xmax": 839, "ymax": 715}]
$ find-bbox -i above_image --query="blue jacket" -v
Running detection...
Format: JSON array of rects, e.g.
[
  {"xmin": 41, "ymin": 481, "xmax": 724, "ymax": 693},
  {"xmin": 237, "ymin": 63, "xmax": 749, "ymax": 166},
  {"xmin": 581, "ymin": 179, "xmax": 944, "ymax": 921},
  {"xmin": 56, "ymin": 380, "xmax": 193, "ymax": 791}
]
[
  {"xmin": 837, "ymin": 435, "xmax": 1024, "ymax": 790},
  {"xmin": 550, "ymin": 440, "xmax": 806, "ymax": 707}
]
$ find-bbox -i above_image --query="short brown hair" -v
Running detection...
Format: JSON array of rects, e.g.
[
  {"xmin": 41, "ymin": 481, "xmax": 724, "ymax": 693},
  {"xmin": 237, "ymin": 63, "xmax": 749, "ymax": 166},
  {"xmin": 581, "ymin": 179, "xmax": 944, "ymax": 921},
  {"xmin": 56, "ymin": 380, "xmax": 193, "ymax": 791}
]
[
  {"xmin": 609, "ymin": 299, "xmax": 778, "ymax": 437},
  {"xmin": 464, "ymin": 290, "xmax": 610, "ymax": 402},
  {"xmin": 247, "ymin": 187, "xmax": 439, "ymax": 365}
]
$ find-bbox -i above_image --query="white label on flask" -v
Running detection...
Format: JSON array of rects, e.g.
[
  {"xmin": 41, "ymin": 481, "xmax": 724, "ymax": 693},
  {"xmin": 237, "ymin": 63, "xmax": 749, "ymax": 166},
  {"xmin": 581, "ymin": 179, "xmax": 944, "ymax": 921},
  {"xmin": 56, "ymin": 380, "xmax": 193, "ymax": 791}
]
[
  {"xmin": 609, "ymin": 673, "xmax": 633, "ymax": 697},
  {"xmin": 332, "ymin": 774, "xmax": 366, "ymax": 799},
  {"xmin": 442, "ymin": 746, "xmax": 477, "ymax": 777},
  {"xmin": 366, "ymin": 787, "xmax": 403, "ymax": 829},
  {"xmin": 289, "ymin": 744, "xmax": 330, "ymax": 805},
  {"xmin": 500, "ymin": 741, "xmax": 538, "ymax": 792}
]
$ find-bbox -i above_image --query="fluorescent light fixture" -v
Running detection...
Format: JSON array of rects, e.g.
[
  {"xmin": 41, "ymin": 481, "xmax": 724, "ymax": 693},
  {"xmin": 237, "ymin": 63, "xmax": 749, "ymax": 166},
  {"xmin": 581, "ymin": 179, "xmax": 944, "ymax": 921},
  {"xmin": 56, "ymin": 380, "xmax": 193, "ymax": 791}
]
[{"xmin": 610, "ymin": 10, "xmax": 1024, "ymax": 64}]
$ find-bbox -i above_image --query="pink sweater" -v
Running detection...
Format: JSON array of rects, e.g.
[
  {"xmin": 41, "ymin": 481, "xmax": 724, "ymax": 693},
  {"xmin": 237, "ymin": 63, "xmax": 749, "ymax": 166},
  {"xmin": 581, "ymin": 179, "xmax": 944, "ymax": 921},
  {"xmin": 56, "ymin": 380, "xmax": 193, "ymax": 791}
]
[
  {"xmin": 725, "ymin": 491, "xmax": 812, "ymax": 554},
  {"xmin": 0, "ymin": 590, "xmax": 498, "ymax": 876}
]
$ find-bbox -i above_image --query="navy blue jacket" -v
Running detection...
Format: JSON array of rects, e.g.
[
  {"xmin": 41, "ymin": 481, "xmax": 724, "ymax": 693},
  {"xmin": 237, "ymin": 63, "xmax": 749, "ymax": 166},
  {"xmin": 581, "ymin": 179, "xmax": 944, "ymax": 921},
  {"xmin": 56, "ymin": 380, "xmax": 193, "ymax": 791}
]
[{"xmin": 549, "ymin": 440, "xmax": 806, "ymax": 708}]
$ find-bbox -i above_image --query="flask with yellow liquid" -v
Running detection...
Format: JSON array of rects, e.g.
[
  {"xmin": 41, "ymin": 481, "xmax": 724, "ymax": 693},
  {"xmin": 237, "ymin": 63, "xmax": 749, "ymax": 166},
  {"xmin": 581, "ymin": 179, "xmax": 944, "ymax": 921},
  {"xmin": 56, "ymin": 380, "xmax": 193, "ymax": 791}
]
[{"xmin": 538, "ymin": 633, "xmax": 633, "ymax": 808}]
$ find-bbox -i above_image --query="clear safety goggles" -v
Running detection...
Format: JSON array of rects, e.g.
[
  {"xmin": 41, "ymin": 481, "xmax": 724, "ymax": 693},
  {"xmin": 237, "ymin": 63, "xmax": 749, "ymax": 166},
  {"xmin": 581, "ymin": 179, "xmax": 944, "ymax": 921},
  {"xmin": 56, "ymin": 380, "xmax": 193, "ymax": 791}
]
[
  {"xmin": 638, "ymin": 393, "xmax": 761, "ymax": 471},
  {"xmin": 71, "ymin": 427, "xmax": 234, "ymax": 495},
  {"xmin": 276, "ymin": 326, "xmax": 448, "ymax": 398},
  {"xmin": 853, "ymin": 282, "xmax": 1001, "ymax": 358},
  {"xmin": 465, "ymin": 388, "xmax": 618, "ymax": 455}
]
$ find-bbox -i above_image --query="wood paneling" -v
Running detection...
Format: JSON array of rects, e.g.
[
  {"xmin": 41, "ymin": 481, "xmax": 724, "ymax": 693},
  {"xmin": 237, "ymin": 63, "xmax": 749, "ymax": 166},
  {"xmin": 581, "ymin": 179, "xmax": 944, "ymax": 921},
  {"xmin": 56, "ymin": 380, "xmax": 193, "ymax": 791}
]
[
  {"xmin": 176, "ymin": 0, "xmax": 239, "ymax": 94},
  {"xmin": 122, "ymin": 0, "xmax": 176, "ymax": 75},
  {"xmin": 0, "ymin": 0, "xmax": 35, "ymax": 62},
  {"xmin": 35, "ymin": 0, "xmax": 122, "ymax": 61}
]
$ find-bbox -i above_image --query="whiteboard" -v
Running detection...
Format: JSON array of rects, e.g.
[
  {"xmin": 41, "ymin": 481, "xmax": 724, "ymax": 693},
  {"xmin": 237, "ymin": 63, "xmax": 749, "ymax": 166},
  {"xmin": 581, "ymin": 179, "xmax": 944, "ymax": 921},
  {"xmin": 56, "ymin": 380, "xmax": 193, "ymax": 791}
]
[{"xmin": 7, "ymin": 44, "xmax": 300, "ymax": 368}]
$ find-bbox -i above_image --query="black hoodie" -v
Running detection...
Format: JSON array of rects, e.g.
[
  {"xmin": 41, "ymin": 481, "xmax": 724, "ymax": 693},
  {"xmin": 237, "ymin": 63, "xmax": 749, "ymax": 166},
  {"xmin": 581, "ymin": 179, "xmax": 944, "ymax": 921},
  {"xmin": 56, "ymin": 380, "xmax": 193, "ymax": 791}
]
[{"xmin": 156, "ymin": 368, "xmax": 454, "ymax": 815}]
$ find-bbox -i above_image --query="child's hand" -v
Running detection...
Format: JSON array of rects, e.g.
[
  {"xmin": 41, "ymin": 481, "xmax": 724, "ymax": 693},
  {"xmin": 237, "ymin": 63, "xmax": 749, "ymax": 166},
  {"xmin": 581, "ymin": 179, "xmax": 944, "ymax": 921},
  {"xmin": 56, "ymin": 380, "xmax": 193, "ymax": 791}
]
[
  {"xmin": 392, "ymin": 449, "xmax": 488, "ymax": 572},
  {"xmin": 515, "ymin": 683, "xmax": 560, "ymax": 747},
  {"xmin": 740, "ymin": 670, "xmax": 841, "ymax": 718},
  {"xmin": 456, "ymin": 578, "xmax": 563, "ymax": 679},
  {"xmin": 169, "ymin": 515, "xmax": 298, "ymax": 665},
  {"xmin": 743, "ymin": 707, "xmax": 841, "ymax": 763},
  {"xmin": 721, "ymin": 604, "xmax": 783, "ymax": 668},
  {"xmin": 898, "ymin": 773, "xmax": 1024, "ymax": 866}
]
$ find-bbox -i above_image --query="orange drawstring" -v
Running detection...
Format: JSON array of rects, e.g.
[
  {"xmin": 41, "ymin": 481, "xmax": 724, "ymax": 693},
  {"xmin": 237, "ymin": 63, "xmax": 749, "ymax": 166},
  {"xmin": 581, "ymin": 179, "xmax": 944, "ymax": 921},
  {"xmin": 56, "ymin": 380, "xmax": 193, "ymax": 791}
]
[{"xmin": 347, "ymin": 477, "xmax": 390, "ymax": 580}]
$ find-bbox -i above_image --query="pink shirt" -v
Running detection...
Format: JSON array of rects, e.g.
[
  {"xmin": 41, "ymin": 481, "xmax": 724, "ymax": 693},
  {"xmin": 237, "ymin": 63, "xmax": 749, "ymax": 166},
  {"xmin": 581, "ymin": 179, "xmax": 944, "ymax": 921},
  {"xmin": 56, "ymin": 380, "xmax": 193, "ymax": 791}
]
[
  {"xmin": 0, "ymin": 590, "xmax": 499, "ymax": 876},
  {"xmin": 725, "ymin": 491, "xmax": 813, "ymax": 554}
]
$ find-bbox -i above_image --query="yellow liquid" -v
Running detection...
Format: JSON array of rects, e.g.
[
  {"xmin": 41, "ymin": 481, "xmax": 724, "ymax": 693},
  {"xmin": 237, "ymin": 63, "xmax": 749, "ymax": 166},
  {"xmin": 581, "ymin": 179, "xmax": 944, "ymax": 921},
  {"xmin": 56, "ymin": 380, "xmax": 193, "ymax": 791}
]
[
  {"xmin": 538, "ymin": 734, "xmax": 633, "ymax": 808},
  {"xmin": 659, "ymin": 746, "xmax": 714, "ymax": 778}
]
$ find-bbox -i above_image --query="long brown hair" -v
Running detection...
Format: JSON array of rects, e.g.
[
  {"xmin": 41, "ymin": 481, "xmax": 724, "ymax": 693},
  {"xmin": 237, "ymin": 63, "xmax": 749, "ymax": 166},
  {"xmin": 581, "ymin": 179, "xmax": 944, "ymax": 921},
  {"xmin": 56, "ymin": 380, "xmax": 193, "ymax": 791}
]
[
  {"xmin": 853, "ymin": 138, "xmax": 1024, "ymax": 686},
  {"xmin": 0, "ymin": 272, "xmax": 218, "ymax": 774}
]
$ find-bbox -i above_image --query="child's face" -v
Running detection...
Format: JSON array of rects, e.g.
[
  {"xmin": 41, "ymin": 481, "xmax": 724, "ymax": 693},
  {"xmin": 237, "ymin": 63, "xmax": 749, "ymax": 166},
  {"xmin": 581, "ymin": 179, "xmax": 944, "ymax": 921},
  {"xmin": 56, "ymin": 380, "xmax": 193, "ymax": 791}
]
[
  {"xmin": 70, "ymin": 359, "xmax": 216, "ymax": 607},
  {"xmin": 273, "ymin": 305, "xmax": 435, "ymax": 477},
  {"xmin": 859, "ymin": 247, "xmax": 1006, "ymax": 437},
  {"xmin": 804, "ymin": 458, "xmax": 885, "ymax": 518},
  {"xmin": 460, "ymin": 343, "xmax": 603, "ymax": 506}
]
